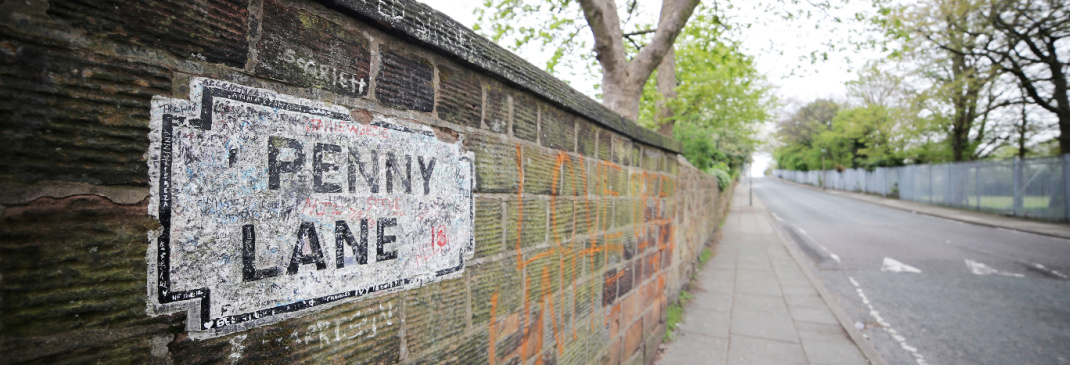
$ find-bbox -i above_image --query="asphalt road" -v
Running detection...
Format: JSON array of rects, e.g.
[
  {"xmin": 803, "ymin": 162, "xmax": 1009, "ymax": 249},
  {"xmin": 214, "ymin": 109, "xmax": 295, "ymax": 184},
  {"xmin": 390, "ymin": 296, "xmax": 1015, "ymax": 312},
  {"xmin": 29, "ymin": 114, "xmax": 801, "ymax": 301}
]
[{"xmin": 751, "ymin": 177, "xmax": 1070, "ymax": 365}]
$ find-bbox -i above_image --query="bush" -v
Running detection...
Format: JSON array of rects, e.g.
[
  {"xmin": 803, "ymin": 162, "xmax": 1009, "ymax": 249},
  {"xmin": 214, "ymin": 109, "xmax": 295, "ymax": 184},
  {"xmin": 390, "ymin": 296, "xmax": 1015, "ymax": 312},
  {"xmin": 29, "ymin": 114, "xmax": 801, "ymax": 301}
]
[{"xmin": 707, "ymin": 163, "xmax": 732, "ymax": 191}]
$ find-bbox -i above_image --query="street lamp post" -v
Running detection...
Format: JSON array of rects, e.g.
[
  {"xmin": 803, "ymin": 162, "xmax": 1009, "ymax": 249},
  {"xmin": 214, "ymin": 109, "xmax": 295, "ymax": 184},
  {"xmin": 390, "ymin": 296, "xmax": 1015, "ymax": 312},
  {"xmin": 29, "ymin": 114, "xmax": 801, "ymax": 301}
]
[{"xmin": 821, "ymin": 149, "xmax": 827, "ymax": 190}]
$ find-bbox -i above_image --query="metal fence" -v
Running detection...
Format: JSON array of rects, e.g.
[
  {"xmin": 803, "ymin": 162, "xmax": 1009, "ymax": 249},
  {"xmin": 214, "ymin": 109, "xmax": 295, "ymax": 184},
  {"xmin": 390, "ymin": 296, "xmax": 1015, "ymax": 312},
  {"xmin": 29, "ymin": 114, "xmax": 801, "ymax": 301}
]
[{"xmin": 773, "ymin": 155, "xmax": 1070, "ymax": 222}]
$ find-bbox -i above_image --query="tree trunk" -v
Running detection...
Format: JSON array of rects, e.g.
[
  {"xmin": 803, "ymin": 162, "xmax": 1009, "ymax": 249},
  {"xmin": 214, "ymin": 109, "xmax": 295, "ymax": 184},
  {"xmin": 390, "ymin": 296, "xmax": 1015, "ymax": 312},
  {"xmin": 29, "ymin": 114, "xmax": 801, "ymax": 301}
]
[
  {"xmin": 656, "ymin": 48, "xmax": 677, "ymax": 136},
  {"xmin": 578, "ymin": 0, "xmax": 698, "ymax": 122}
]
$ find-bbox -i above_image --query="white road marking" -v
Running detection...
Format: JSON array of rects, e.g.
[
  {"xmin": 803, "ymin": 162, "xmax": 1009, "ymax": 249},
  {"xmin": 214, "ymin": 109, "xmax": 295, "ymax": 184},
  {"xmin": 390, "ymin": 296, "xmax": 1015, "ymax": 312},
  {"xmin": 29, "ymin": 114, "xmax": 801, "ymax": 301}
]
[
  {"xmin": 1032, "ymin": 263, "xmax": 1069, "ymax": 279},
  {"xmin": 881, "ymin": 258, "xmax": 922, "ymax": 274},
  {"xmin": 848, "ymin": 277, "xmax": 928, "ymax": 365},
  {"xmin": 771, "ymin": 212, "xmax": 784, "ymax": 222},
  {"xmin": 965, "ymin": 259, "xmax": 1025, "ymax": 278},
  {"xmin": 797, "ymin": 228, "xmax": 841, "ymax": 263}
]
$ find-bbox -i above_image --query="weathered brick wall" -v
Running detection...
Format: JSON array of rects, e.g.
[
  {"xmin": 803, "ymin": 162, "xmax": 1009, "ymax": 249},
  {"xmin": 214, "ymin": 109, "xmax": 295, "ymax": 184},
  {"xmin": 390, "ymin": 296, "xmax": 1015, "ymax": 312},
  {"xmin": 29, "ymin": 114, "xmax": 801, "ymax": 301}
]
[{"xmin": 0, "ymin": 0, "xmax": 728, "ymax": 363}]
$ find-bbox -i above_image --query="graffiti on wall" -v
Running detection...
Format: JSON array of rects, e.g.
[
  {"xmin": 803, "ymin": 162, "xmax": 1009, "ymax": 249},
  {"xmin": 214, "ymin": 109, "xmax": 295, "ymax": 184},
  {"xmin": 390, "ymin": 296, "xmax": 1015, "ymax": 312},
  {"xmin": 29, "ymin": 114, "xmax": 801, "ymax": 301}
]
[{"xmin": 146, "ymin": 78, "xmax": 473, "ymax": 338}]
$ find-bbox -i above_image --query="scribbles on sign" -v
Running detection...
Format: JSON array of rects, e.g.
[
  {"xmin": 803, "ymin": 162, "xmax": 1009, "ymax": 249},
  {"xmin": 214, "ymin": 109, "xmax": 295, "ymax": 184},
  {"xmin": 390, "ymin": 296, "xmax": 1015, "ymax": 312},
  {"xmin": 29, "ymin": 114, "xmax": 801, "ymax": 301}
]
[{"xmin": 147, "ymin": 78, "xmax": 474, "ymax": 338}]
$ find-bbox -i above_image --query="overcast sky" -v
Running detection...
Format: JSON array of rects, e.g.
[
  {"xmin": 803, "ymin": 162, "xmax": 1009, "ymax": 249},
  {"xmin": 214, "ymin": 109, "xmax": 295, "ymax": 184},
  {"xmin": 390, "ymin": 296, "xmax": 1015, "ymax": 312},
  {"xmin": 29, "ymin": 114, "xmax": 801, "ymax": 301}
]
[{"xmin": 417, "ymin": 0, "xmax": 887, "ymax": 176}]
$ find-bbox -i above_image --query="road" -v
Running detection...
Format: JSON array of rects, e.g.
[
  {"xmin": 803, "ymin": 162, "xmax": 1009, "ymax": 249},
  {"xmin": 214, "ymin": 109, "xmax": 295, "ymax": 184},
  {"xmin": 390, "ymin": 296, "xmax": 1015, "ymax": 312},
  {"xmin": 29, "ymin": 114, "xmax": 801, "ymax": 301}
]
[{"xmin": 751, "ymin": 177, "xmax": 1070, "ymax": 365}]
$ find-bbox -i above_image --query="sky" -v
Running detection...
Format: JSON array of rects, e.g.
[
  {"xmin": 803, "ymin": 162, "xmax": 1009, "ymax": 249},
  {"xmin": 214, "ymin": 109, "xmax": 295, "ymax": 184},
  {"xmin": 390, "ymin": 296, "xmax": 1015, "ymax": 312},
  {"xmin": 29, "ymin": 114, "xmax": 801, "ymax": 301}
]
[{"xmin": 417, "ymin": 0, "xmax": 887, "ymax": 176}]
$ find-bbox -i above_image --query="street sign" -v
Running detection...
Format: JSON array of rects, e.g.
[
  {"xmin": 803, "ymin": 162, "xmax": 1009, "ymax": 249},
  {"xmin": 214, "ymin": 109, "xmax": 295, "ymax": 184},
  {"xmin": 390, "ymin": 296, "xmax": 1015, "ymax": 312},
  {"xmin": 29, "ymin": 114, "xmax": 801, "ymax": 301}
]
[{"xmin": 147, "ymin": 78, "xmax": 474, "ymax": 338}]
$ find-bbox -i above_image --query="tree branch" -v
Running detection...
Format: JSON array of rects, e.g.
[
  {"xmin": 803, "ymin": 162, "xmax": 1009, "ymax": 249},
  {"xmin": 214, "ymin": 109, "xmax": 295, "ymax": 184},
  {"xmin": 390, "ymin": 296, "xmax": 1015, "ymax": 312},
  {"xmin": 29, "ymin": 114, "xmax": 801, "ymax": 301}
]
[
  {"xmin": 626, "ymin": 0, "xmax": 700, "ymax": 86},
  {"xmin": 577, "ymin": 0, "xmax": 627, "ymax": 74}
]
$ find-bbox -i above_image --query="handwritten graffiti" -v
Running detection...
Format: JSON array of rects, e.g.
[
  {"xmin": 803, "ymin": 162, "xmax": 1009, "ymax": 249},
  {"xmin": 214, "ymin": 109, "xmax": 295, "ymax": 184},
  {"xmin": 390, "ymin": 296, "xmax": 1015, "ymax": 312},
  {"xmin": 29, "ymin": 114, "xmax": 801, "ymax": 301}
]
[
  {"xmin": 487, "ymin": 146, "xmax": 674, "ymax": 364},
  {"xmin": 147, "ymin": 78, "xmax": 473, "ymax": 338}
]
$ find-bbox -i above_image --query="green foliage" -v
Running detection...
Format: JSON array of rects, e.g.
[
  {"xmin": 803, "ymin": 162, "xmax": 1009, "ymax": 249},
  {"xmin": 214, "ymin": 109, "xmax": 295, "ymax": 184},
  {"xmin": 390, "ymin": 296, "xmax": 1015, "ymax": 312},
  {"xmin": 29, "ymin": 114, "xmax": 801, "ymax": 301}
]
[
  {"xmin": 474, "ymin": 0, "xmax": 650, "ymax": 94},
  {"xmin": 663, "ymin": 300, "xmax": 684, "ymax": 342},
  {"xmin": 699, "ymin": 248, "xmax": 714, "ymax": 265},
  {"xmin": 709, "ymin": 164, "xmax": 732, "ymax": 191},
  {"xmin": 639, "ymin": 7, "xmax": 773, "ymax": 177}
]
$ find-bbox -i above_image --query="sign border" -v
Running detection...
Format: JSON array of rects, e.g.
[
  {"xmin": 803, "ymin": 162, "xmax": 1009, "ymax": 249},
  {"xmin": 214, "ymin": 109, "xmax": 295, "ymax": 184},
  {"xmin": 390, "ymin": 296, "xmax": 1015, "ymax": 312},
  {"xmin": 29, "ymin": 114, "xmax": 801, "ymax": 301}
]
[{"xmin": 150, "ymin": 80, "xmax": 473, "ymax": 336}]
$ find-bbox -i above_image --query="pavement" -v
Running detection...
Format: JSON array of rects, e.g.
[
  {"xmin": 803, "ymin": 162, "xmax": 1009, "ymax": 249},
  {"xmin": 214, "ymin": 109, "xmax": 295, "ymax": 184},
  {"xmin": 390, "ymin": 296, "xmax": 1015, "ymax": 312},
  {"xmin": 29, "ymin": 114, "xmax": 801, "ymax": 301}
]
[
  {"xmin": 785, "ymin": 179, "xmax": 1070, "ymax": 240},
  {"xmin": 656, "ymin": 184, "xmax": 883, "ymax": 365}
]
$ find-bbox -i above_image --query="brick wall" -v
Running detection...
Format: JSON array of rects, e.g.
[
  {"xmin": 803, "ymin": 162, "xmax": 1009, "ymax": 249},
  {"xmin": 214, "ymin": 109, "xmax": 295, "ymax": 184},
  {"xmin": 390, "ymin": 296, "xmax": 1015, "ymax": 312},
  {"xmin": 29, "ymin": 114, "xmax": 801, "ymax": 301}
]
[{"xmin": 0, "ymin": 0, "xmax": 728, "ymax": 363}]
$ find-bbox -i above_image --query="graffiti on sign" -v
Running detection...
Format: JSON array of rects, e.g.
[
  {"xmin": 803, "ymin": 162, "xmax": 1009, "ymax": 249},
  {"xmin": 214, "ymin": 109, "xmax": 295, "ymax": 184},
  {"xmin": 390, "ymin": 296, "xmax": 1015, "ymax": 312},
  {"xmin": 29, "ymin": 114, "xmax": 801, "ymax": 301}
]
[{"xmin": 146, "ymin": 78, "xmax": 474, "ymax": 338}]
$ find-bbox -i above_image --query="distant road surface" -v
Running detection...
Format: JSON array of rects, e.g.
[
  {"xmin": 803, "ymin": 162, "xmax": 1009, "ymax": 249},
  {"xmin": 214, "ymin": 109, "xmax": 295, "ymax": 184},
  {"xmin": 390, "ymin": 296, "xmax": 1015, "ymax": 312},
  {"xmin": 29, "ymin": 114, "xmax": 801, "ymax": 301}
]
[{"xmin": 752, "ymin": 177, "xmax": 1070, "ymax": 365}]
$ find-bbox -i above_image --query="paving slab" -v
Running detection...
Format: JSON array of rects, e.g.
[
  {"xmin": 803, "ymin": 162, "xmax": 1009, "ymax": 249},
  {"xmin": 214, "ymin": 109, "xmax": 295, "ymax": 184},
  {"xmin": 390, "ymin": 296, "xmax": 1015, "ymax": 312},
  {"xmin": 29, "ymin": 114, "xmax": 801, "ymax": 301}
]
[{"xmin": 657, "ymin": 186, "xmax": 880, "ymax": 365}]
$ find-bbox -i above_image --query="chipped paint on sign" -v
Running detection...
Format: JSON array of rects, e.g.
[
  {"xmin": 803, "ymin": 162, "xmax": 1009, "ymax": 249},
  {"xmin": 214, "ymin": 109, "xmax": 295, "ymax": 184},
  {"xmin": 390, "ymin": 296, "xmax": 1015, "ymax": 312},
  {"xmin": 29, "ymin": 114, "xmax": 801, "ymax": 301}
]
[{"xmin": 146, "ymin": 78, "xmax": 473, "ymax": 338}]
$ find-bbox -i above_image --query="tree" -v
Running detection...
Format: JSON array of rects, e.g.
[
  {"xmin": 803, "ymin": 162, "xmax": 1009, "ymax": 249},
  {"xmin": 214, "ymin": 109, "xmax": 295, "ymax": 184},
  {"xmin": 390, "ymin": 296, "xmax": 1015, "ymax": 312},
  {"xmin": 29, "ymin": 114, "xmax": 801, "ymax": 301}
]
[
  {"xmin": 890, "ymin": 0, "xmax": 1008, "ymax": 162},
  {"xmin": 476, "ymin": 0, "xmax": 700, "ymax": 121},
  {"xmin": 980, "ymin": 0, "xmax": 1070, "ymax": 153},
  {"xmin": 637, "ymin": 9, "xmax": 774, "ymax": 173},
  {"xmin": 774, "ymin": 99, "xmax": 841, "ymax": 170}
]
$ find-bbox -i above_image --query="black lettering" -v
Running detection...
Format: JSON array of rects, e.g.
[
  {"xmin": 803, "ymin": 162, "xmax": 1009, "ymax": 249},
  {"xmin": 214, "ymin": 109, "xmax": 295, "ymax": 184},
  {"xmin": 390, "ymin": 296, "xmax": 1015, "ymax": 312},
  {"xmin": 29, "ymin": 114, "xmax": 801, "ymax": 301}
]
[
  {"xmin": 268, "ymin": 136, "xmax": 305, "ymax": 190},
  {"xmin": 242, "ymin": 224, "xmax": 280, "ymax": 282},
  {"xmin": 335, "ymin": 219, "xmax": 369, "ymax": 268},
  {"xmin": 348, "ymin": 148, "xmax": 379, "ymax": 193},
  {"xmin": 287, "ymin": 222, "xmax": 328, "ymax": 274},
  {"xmin": 418, "ymin": 156, "xmax": 436, "ymax": 195},
  {"xmin": 376, "ymin": 217, "xmax": 398, "ymax": 261},
  {"xmin": 385, "ymin": 152, "xmax": 411, "ymax": 194},
  {"xmin": 314, "ymin": 143, "xmax": 343, "ymax": 193},
  {"xmin": 228, "ymin": 148, "xmax": 238, "ymax": 167}
]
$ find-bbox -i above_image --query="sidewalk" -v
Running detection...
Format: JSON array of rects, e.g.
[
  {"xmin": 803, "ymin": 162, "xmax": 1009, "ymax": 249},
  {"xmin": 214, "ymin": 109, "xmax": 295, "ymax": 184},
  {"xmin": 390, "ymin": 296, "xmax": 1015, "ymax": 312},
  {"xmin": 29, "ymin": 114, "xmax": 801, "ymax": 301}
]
[
  {"xmin": 656, "ymin": 187, "xmax": 881, "ymax": 365},
  {"xmin": 783, "ymin": 179, "xmax": 1070, "ymax": 240}
]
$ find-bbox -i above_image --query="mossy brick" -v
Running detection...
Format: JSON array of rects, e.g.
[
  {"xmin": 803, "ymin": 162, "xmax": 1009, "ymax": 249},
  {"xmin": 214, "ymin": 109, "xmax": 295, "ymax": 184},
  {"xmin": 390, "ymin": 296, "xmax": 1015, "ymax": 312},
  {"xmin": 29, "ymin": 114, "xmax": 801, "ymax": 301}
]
[
  {"xmin": 406, "ymin": 278, "xmax": 468, "ymax": 356},
  {"xmin": 475, "ymin": 198, "xmax": 505, "ymax": 258},
  {"xmin": 538, "ymin": 347, "xmax": 559, "ymax": 365},
  {"xmin": 494, "ymin": 328, "xmax": 524, "ymax": 362},
  {"xmin": 0, "ymin": 36, "xmax": 170, "ymax": 186},
  {"xmin": 46, "ymin": 0, "xmax": 248, "ymax": 68},
  {"xmin": 505, "ymin": 197, "xmax": 547, "ymax": 249},
  {"xmin": 629, "ymin": 260, "xmax": 643, "ymax": 295},
  {"xmin": 540, "ymin": 105, "xmax": 575, "ymax": 152},
  {"xmin": 522, "ymin": 146, "xmax": 557, "ymax": 195},
  {"xmin": 23, "ymin": 336, "xmax": 158, "ymax": 364},
  {"xmin": 589, "ymin": 161, "xmax": 627, "ymax": 197},
  {"xmin": 0, "ymin": 196, "xmax": 156, "ymax": 345},
  {"xmin": 576, "ymin": 120, "xmax": 598, "ymax": 157},
  {"xmin": 605, "ymin": 232, "xmax": 624, "ymax": 267},
  {"xmin": 661, "ymin": 245, "xmax": 673, "ymax": 270},
  {"xmin": 512, "ymin": 93, "xmax": 538, "ymax": 142},
  {"xmin": 626, "ymin": 172, "xmax": 642, "ymax": 198},
  {"xmin": 436, "ymin": 66, "xmax": 483, "ymax": 127},
  {"xmin": 640, "ymin": 148, "xmax": 661, "ymax": 171},
  {"xmin": 419, "ymin": 327, "xmax": 489, "ymax": 364},
  {"xmin": 597, "ymin": 128, "xmax": 613, "ymax": 161},
  {"xmin": 556, "ymin": 153, "xmax": 586, "ymax": 197},
  {"xmin": 621, "ymin": 232, "xmax": 637, "ymax": 260},
  {"xmin": 572, "ymin": 276, "xmax": 598, "ymax": 319},
  {"xmin": 612, "ymin": 134, "xmax": 632, "ymax": 166},
  {"xmin": 560, "ymin": 241, "xmax": 580, "ymax": 285},
  {"xmin": 294, "ymin": 294, "xmax": 401, "ymax": 363},
  {"xmin": 643, "ymin": 251, "xmax": 660, "ymax": 281},
  {"xmin": 256, "ymin": 0, "xmax": 371, "ymax": 98},
  {"xmin": 659, "ymin": 175, "xmax": 676, "ymax": 197},
  {"xmin": 616, "ymin": 263, "xmax": 629, "ymax": 299},
  {"xmin": 524, "ymin": 247, "xmax": 562, "ymax": 302},
  {"xmin": 665, "ymin": 154, "xmax": 679, "ymax": 174},
  {"xmin": 560, "ymin": 321, "xmax": 589, "ymax": 365},
  {"xmin": 585, "ymin": 236, "xmax": 607, "ymax": 274},
  {"xmin": 575, "ymin": 198, "xmax": 609, "ymax": 236},
  {"xmin": 632, "ymin": 144, "xmax": 642, "ymax": 170},
  {"xmin": 485, "ymin": 82, "xmax": 510, "ymax": 133},
  {"xmin": 470, "ymin": 257, "xmax": 522, "ymax": 326},
  {"xmin": 464, "ymin": 133, "xmax": 519, "ymax": 193},
  {"xmin": 623, "ymin": 321, "xmax": 643, "ymax": 359},
  {"xmin": 614, "ymin": 199, "xmax": 635, "ymax": 229},
  {"xmin": 376, "ymin": 47, "xmax": 434, "ymax": 111},
  {"xmin": 601, "ymin": 268, "xmax": 619, "ymax": 306},
  {"xmin": 548, "ymin": 199, "xmax": 575, "ymax": 244}
]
